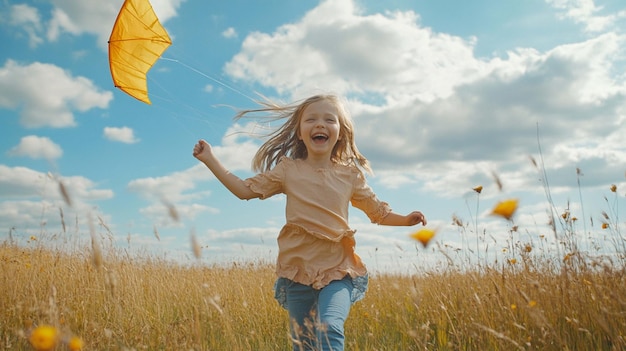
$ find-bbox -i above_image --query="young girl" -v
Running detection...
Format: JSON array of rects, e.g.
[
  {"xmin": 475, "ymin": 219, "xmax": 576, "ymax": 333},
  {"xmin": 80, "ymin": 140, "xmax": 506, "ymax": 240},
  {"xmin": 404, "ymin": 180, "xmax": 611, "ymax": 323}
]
[{"xmin": 193, "ymin": 94, "xmax": 426, "ymax": 351}]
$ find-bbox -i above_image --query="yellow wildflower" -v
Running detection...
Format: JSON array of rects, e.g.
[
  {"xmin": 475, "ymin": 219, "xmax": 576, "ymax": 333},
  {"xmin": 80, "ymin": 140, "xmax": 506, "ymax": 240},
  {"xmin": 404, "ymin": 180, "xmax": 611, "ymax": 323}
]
[
  {"xmin": 610, "ymin": 184, "xmax": 617, "ymax": 192},
  {"xmin": 410, "ymin": 228, "xmax": 437, "ymax": 247},
  {"xmin": 68, "ymin": 336, "xmax": 84, "ymax": 351},
  {"xmin": 602, "ymin": 223, "xmax": 609, "ymax": 229},
  {"xmin": 29, "ymin": 325, "xmax": 58, "ymax": 351},
  {"xmin": 473, "ymin": 185, "xmax": 483, "ymax": 194},
  {"xmin": 490, "ymin": 199, "xmax": 519, "ymax": 220}
]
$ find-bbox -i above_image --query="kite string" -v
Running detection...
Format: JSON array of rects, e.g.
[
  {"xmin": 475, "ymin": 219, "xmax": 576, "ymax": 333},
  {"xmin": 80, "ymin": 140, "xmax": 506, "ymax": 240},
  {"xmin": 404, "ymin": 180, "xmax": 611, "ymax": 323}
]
[
  {"xmin": 146, "ymin": 72, "xmax": 271, "ymax": 143},
  {"xmin": 160, "ymin": 57, "xmax": 258, "ymax": 103},
  {"xmin": 146, "ymin": 76, "xmax": 231, "ymax": 141},
  {"xmin": 148, "ymin": 55, "xmax": 274, "ymax": 141}
]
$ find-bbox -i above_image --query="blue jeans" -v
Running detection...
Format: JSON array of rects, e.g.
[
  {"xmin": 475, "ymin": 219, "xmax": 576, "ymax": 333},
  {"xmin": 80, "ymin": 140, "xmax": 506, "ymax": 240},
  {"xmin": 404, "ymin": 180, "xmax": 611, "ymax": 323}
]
[{"xmin": 284, "ymin": 276, "xmax": 353, "ymax": 351}]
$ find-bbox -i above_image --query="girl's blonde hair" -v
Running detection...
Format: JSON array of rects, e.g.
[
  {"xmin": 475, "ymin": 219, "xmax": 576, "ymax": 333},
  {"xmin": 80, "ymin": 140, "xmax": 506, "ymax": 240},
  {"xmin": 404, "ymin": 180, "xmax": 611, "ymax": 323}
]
[{"xmin": 235, "ymin": 94, "xmax": 372, "ymax": 174}]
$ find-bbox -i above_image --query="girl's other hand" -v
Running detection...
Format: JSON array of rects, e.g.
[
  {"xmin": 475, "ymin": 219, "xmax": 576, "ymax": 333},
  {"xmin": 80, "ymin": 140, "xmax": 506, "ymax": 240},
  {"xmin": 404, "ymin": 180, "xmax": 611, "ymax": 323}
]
[
  {"xmin": 407, "ymin": 211, "xmax": 427, "ymax": 226},
  {"xmin": 193, "ymin": 139, "xmax": 212, "ymax": 162}
]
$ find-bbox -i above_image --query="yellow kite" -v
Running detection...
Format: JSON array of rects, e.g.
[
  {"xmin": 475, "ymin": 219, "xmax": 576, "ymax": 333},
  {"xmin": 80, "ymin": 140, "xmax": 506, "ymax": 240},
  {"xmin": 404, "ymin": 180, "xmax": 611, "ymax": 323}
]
[{"xmin": 108, "ymin": 0, "xmax": 172, "ymax": 104}]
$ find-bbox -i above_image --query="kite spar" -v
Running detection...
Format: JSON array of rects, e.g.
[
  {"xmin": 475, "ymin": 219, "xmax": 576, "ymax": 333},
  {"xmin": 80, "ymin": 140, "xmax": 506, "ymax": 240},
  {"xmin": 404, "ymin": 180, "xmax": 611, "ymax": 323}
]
[{"xmin": 108, "ymin": 0, "xmax": 172, "ymax": 104}]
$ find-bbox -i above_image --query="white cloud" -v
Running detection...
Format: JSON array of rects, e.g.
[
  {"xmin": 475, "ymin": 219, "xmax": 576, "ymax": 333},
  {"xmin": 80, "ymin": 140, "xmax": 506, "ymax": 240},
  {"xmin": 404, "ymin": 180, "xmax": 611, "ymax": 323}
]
[
  {"xmin": 45, "ymin": 0, "xmax": 184, "ymax": 50},
  {"xmin": 128, "ymin": 169, "xmax": 200, "ymax": 202},
  {"xmin": 7, "ymin": 135, "xmax": 63, "ymax": 160},
  {"xmin": 139, "ymin": 202, "xmax": 219, "ymax": 228},
  {"xmin": 4, "ymin": 0, "xmax": 184, "ymax": 51},
  {"xmin": 221, "ymin": 27, "xmax": 237, "ymax": 39},
  {"xmin": 103, "ymin": 126, "xmax": 139, "ymax": 144},
  {"xmin": 0, "ymin": 165, "xmax": 114, "ymax": 230},
  {"xmin": 0, "ymin": 60, "xmax": 113, "ymax": 128},
  {"xmin": 150, "ymin": 0, "xmax": 186, "ymax": 22},
  {"xmin": 545, "ymin": 0, "xmax": 626, "ymax": 33},
  {"xmin": 43, "ymin": 1, "xmax": 118, "ymax": 48},
  {"xmin": 214, "ymin": 123, "xmax": 263, "ymax": 171},
  {"xmin": 8, "ymin": 4, "xmax": 44, "ymax": 47},
  {"xmin": 127, "ymin": 165, "xmax": 219, "ymax": 224},
  {"xmin": 47, "ymin": 6, "xmax": 81, "ymax": 40},
  {"xmin": 0, "ymin": 165, "xmax": 113, "ymax": 201},
  {"xmin": 225, "ymin": 0, "xmax": 487, "ymax": 104}
]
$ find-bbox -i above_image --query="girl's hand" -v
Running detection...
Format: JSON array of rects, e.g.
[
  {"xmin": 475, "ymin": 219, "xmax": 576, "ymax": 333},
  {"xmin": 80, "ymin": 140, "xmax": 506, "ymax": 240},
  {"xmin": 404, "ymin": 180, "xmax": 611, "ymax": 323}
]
[
  {"xmin": 379, "ymin": 211, "xmax": 427, "ymax": 226},
  {"xmin": 406, "ymin": 211, "xmax": 427, "ymax": 226},
  {"xmin": 193, "ymin": 139, "xmax": 213, "ymax": 162}
]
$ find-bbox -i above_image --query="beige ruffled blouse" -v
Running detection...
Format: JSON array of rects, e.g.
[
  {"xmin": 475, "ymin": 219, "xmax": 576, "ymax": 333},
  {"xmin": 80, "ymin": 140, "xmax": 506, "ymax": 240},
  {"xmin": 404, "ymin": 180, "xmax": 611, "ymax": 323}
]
[{"xmin": 245, "ymin": 157, "xmax": 391, "ymax": 289}]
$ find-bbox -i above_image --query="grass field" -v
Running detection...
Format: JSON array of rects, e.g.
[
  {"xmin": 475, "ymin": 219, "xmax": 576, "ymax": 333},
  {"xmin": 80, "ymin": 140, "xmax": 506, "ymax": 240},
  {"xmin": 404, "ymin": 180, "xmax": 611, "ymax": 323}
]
[{"xmin": 1, "ymin": 221, "xmax": 625, "ymax": 350}]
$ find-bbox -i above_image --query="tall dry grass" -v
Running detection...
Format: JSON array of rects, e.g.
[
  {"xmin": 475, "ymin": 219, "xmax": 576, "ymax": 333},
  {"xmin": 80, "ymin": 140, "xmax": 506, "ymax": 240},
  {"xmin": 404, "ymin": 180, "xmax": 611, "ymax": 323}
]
[
  {"xmin": 1, "ymin": 227, "xmax": 625, "ymax": 350},
  {"xmin": 1, "ymin": 239, "xmax": 288, "ymax": 350}
]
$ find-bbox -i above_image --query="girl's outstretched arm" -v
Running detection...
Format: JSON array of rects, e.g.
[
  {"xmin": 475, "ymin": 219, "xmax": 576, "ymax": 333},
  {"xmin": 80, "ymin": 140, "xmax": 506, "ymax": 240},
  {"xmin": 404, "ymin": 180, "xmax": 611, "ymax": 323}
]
[
  {"xmin": 380, "ymin": 211, "xmax": 427, "ymax": 226},
  {"xmin": 193, "ymin": 139, "xmax": 260, "ymax": 200}
]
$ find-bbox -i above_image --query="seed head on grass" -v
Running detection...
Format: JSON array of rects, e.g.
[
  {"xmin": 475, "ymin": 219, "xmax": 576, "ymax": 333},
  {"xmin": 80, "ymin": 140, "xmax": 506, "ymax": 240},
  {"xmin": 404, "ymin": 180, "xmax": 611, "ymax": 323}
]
[
  {"xmin": 58, "ymin": 180, "xmax": 72, "ymax": 207},
  {"xmin": 153, "ymin": 225, "xmax": 160, "ymax": 241},
  {"xmin": 89, "ymin": 216, "xmax": 103, "ymax": 269},
  {"xmin": 161, "ymin": 198, "xmax": 180, "ymax": 222},
  {"xmin": 491, "ymin": 171, "xmax": 503, "ymax": 191},
  {"xmin": 451, "ymin": 214, "xmax": 463, "ymax": 227},
  {"xmin": 191, "ymin": 230, "xmax": 202, "ymax": 259}
]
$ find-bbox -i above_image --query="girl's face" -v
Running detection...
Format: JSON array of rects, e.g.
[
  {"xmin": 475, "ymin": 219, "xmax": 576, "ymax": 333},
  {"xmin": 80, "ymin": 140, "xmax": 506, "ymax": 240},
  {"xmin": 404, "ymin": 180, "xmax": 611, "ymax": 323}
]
[{"xmin": 298, "ymin": 99, "xmax": 341, "ymax": 160}]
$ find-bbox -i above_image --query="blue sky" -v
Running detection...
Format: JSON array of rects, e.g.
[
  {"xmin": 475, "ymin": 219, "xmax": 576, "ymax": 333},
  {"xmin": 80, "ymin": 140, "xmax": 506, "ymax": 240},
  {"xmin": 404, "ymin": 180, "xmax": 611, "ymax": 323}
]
[{"xmin": 1, "ymin": 0, "xmax": 625, "ymax": 272}]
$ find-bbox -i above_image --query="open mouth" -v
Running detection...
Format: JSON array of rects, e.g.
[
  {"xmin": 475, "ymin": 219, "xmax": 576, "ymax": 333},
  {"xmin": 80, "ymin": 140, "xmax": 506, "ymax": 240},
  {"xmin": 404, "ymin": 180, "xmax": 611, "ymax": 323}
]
[{"xmin": 312, "ymin": 133, "xmax": 329, "ymax": 143}]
